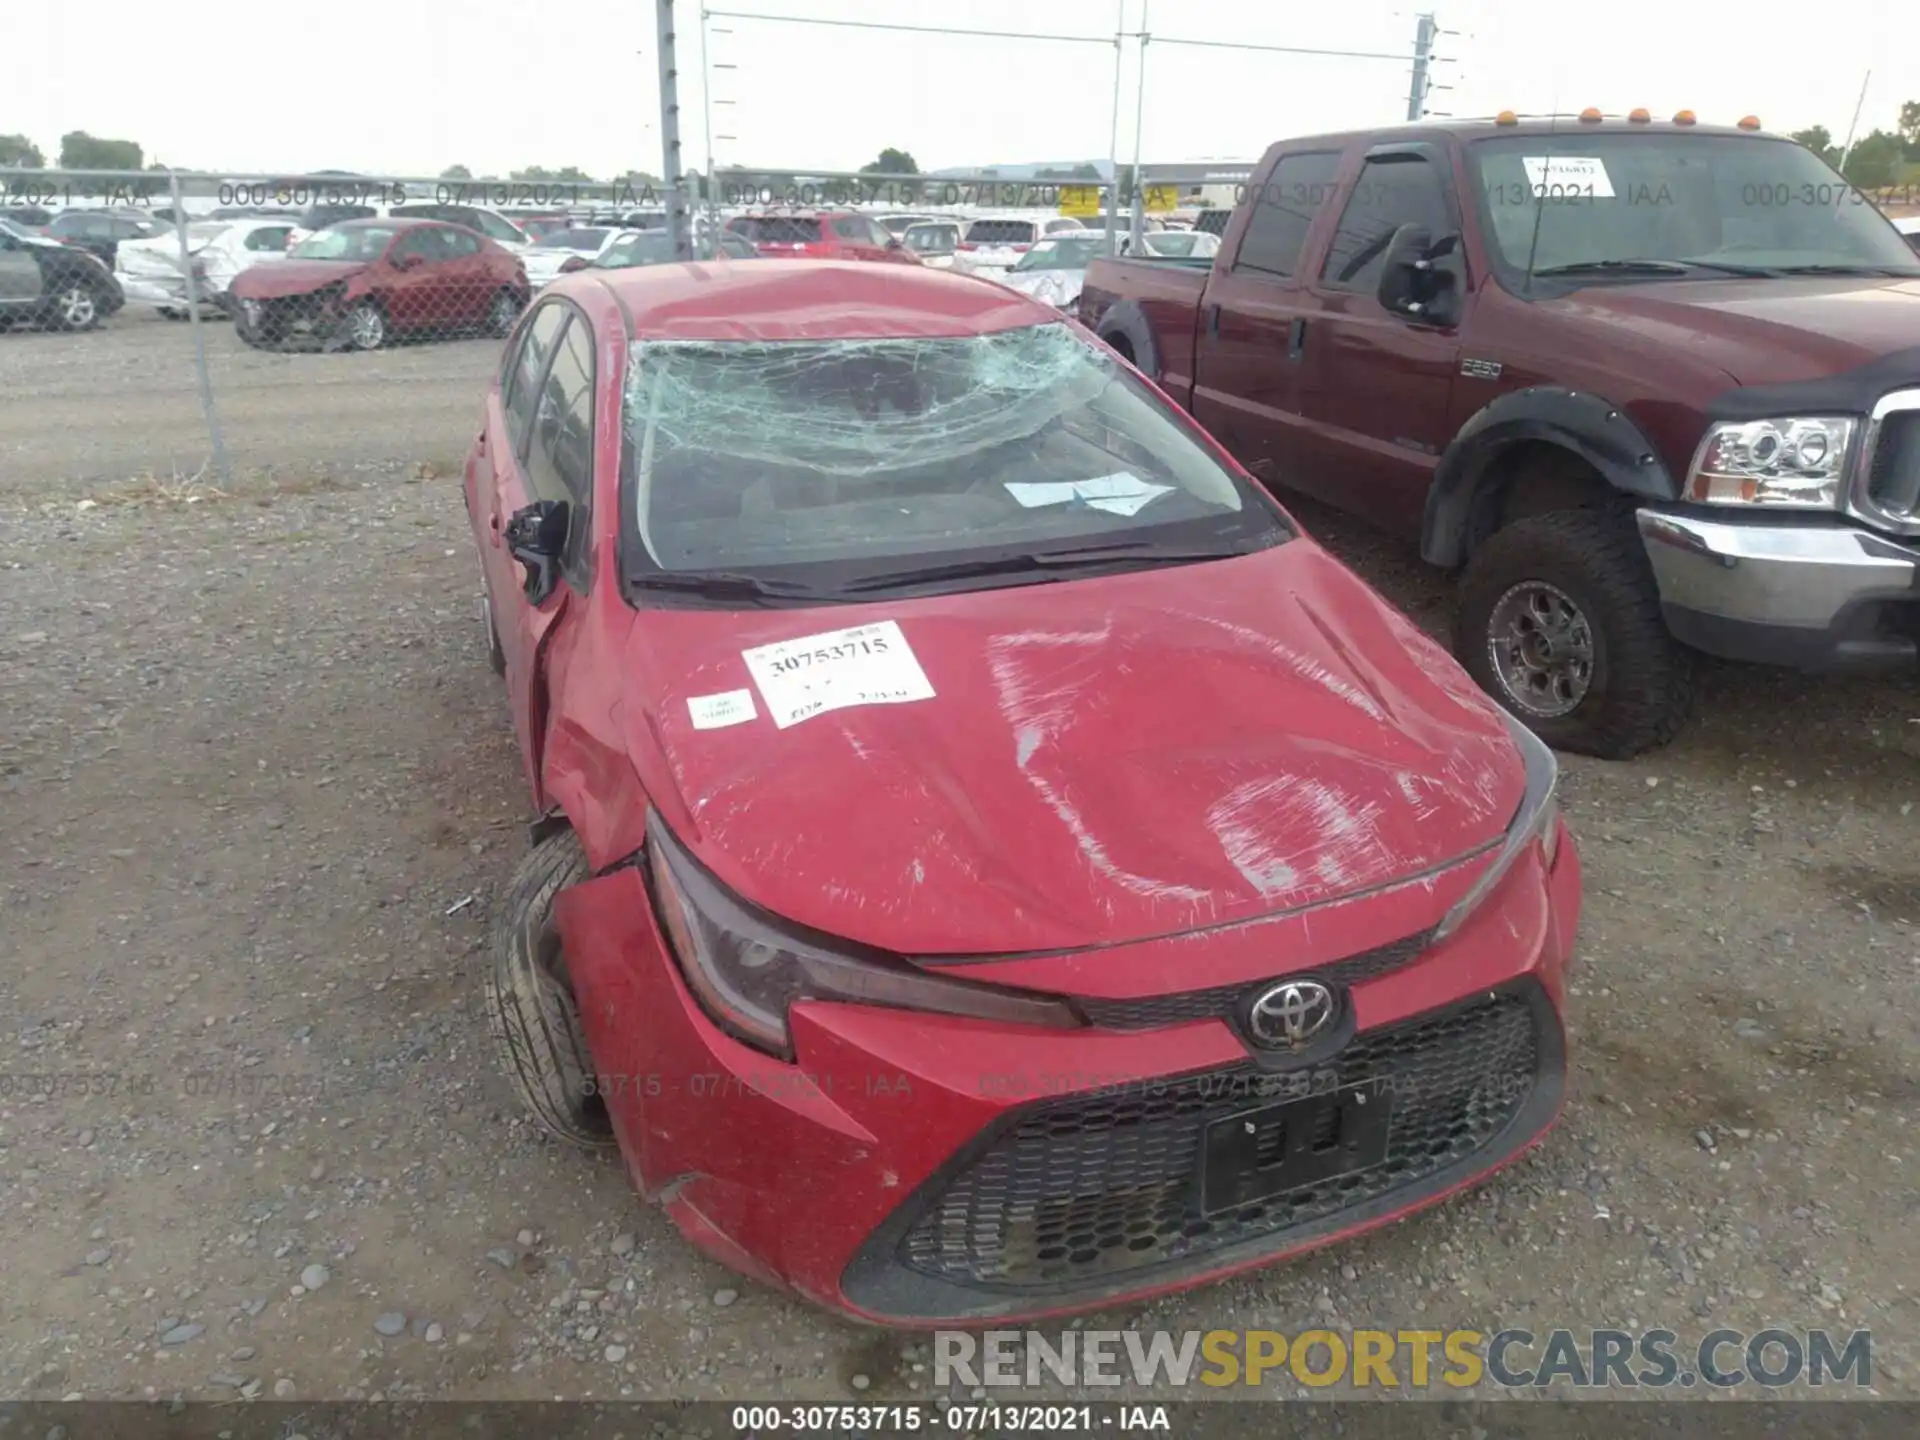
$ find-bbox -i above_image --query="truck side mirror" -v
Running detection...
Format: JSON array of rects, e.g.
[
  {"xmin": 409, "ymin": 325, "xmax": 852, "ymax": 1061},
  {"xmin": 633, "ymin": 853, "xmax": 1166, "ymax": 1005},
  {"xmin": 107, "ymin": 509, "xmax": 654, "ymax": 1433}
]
[{"xmin": 1376, "ymin": 223, "xmax": 1459, "ymax": 326}]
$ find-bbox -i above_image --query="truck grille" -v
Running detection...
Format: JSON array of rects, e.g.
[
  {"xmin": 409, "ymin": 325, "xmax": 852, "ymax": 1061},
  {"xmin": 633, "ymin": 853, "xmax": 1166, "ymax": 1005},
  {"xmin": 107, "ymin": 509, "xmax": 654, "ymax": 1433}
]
[
  {"xmin": 1866, "ymin": 407, "xmax": 1920, "ymax": 523},
  {"xmin": 889, "ymin": 982, "xmax": 1551, "ymax": 1295},
  {"xmin": 1073, "ymin": 929, "xmax": 1433, "ymax": 1030}
]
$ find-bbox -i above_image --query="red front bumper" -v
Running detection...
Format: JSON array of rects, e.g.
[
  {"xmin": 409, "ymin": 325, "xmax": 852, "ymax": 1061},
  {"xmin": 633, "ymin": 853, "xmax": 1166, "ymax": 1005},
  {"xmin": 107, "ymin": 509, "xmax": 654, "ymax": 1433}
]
[{"xmin": 556, "ymin": 822, "xmax": 1581, "ymax": 1326}]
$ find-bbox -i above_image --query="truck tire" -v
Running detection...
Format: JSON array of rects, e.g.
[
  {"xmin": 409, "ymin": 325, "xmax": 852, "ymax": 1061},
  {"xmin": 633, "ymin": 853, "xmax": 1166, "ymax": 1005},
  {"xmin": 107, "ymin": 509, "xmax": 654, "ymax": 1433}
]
[
  {"xmin": 485, "ymin": 829, "xmax": 615, "ymax": 1149},
  {"xmin": 1454, "ymin": 509, "xmax": 1694, "ymax": 759}
]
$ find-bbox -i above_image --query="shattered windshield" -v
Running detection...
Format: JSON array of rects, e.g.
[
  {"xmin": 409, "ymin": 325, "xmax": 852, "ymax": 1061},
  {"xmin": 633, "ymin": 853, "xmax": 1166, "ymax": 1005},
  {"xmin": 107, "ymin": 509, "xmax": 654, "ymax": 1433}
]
[
  {"xmin": 290, "ymin": 226, "xmax": 396, "ymax": 262},
  {"xmin": 1469, "ymin": 133, "xmax": 1920, "ymax": 278},
  {"xmin": 622, "ymin": 322, "xmax": 1287, "ymax": 584}
]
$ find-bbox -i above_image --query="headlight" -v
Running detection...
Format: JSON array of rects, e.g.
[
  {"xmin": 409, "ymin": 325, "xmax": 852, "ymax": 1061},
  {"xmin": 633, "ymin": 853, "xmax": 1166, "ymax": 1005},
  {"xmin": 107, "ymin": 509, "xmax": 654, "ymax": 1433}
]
[
  {"xmin": 1430, "ymin": 711, "xmax": 1561, "ymax": 945},
  {"xmin": 1684, "ymin": 416, "xmax": 1855, "ymax": 508},
  {"xmin": 645, "ymin": 813, "xmax": 1082, "ymax": 1057}
]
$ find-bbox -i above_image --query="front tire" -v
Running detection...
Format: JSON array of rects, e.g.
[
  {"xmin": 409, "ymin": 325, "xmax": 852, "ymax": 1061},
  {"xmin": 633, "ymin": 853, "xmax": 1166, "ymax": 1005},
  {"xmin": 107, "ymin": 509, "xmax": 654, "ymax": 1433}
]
[
  {"xmin": 345, "ymin": 300, "xmax": 387, "ymax": 351},
  {"xmin": 486, "ymin": 288, "xmax": 521, "ymax": 338},
  {"xmin": 485, "ymin": 830, "xmax": 614, "ymax": 1148},
  {"xmin": 1455, "ymin": 509, "xmax": 1694, "ymax": 759},
  {"xmin": 48, "ymin": 283, "xmax": 101, "ymax": 332}
]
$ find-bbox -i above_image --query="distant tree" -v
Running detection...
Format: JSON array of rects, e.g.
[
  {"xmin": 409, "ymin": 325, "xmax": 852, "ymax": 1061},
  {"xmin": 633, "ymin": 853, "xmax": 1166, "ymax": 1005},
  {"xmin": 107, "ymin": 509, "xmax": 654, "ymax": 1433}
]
[
  {"xmin": 511, "ymin": 166, "xmax": 554, "ymax": 181},
  {"xmin": 441, "ymin": 164, "xmax": 471, "ymax": 180},
  {"xmin": 1790, "ymin": 125, "xmax": 1839, "ymax": 167},
  {"xmin": 59, "ymin": 131, "xmax": 142, "ymax": 170},
  {"xmin": 861, "ymin": 148, "xmax": 918, "ymax": 175},
  {"xmin": 1900, "ymin": 100, "xmax": 1920, "ymax": 157},
  {"xmin": 1841, "ymin": 130, "xmax": 1905, "ymax": 189},
  {"xmin": 0, "ymin": 134, "xmax": 43, "ymax": 168}
]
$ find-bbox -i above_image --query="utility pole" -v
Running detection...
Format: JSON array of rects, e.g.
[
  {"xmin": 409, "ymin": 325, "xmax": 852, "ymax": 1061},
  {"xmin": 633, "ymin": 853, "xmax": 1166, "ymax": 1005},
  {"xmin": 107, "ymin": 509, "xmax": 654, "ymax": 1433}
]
[
  {"xmin": 656, "ymin": 0, "xmax": 692, "ymax": 259},
  {"xmin": 1406, "ymin": 12, "xmax": 1437, "ymax": 122}
]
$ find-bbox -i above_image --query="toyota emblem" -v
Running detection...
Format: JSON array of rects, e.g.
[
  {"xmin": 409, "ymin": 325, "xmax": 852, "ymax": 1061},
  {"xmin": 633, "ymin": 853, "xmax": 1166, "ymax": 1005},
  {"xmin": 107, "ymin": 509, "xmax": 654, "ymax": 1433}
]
[{"xmin": 1245, "ymin": 980, "xmax": 1338, "ymax": 1049}]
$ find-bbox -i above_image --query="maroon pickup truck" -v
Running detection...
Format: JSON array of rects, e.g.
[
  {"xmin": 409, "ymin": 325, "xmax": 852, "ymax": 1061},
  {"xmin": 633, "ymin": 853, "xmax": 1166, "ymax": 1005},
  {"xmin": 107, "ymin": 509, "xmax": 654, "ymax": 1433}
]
[{"xmin": 1079, "ymin": 116, "xmax": 1920, "ymax": 758}]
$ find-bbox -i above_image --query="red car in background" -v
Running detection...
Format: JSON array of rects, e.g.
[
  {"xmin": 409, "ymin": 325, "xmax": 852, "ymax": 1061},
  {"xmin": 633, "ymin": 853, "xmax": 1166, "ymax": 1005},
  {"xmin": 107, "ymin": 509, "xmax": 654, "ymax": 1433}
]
[
  {"xmin": 724, "ymin": 210, "xmax": 920, "ymax": 263},
  {"xmin": 229, "ymin": 217, "xmax": 529, "ymax": 351},
  {"xmin": 465, "ymin": 259, "xmax": 1580, "ymax": 1325}
]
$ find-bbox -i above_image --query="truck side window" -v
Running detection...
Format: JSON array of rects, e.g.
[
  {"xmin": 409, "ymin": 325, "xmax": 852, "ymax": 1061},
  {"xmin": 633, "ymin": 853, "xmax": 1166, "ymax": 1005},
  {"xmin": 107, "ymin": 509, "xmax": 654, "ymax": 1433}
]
[
  {"xmin": 1231, "ymin": 151, "xmax": 1341, "ymax": 278},
  {"xmin": 1319, "ymin": 155, "xmax": 1454, "ymax": 294}
]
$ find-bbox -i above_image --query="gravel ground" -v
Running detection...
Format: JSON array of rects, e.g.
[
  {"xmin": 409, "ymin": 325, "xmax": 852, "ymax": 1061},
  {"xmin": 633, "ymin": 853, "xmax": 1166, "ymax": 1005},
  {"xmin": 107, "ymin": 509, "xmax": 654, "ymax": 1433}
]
[{"xmin": 1, "ymin": 317, "xmax": 1917, "ymax": 1406}]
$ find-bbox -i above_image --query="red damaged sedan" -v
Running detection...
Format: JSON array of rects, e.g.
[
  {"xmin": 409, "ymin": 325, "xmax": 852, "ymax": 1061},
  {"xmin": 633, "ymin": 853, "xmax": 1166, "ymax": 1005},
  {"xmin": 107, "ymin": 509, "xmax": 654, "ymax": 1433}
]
[
  {"xmin": 466, "ymin": 258, "xmax": 1580, "ymax": 1326},
  {"xmin": 231, "ymin": 217, "xmax": 528, "ymax": 351}
]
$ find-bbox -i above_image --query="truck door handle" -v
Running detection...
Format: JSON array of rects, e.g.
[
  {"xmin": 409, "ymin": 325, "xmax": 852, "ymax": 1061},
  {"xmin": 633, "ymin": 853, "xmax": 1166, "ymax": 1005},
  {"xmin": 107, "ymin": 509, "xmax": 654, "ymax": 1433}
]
[
  {"xmin": 1204, "ymin": 303, "xmax": 1220, "ymax": 340},
  {"xmin": 1288, "ymin": 318, "xmax": 1307, "ymax": 360}
]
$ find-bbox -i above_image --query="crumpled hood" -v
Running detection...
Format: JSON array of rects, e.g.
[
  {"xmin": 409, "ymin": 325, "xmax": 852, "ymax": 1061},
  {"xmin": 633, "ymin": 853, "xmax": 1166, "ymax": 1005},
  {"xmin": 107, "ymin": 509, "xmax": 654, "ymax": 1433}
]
[
  {"xmin": 625, "ymin": 541, "xmax": 1523, "ymax": 956},
  {"xmin": 230, "ymin": 259, "xmax": 370, "ymax": 299},
  {"xmin": 1565, "ymin": 275, "xmax": 1920, "ymax": 387},
  {"xmin": 1001, "ymin": 269, "xmax": 1086, "ymax": 309}
]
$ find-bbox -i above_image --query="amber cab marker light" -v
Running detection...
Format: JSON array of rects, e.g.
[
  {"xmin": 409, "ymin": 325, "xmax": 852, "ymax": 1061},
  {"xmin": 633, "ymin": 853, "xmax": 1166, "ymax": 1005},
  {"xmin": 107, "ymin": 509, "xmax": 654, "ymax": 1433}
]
[
  {"xmin": 1628, "ymin": 107, "xmax": 1652, "ymax": 123},
  {"xmin": 1738, "ymin": 115, "xmax": 1762, "ymax": 130},
  {"xmin": 1578, "ymin": 107, "xmax": 1603, "ymax": 123},
  {"xmin": 1495, "ymin": 110, "xmax": 1519, "ymax": 126},
  {"xmin": 1673, "ymin": 109, "xmax": 1698, "ymax": 125}
]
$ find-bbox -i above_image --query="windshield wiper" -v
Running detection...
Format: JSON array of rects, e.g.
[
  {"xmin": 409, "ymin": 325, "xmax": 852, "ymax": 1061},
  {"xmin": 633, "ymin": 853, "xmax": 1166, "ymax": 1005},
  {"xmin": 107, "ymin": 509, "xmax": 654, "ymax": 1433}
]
[
  {"xmin": 630, "ymin": 570, "xmax": 828, "ymax": 602},
  {"xmin": 1532, "ymin": 259, "xmax": 1694, "ymax": 277},
  {"xmin": 1772, "ymin": 263, "xmax": 1920, "ymax": 278},
  {"xmin": 835, "ymin": 540, "xmax": 1249, "ymax": 594}
]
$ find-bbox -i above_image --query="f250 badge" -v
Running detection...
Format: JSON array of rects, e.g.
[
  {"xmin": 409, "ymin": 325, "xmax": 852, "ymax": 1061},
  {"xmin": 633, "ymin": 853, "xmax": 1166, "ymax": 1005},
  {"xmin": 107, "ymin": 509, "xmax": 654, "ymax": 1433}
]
[{"xmin": 1460, "ymin": 357, "xmax": 1503, "ymax": 379}]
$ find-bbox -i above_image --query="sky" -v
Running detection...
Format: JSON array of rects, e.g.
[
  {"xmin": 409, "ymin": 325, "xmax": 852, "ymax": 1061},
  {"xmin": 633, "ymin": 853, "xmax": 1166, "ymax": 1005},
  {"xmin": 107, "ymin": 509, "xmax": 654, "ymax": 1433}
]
[{"xmin": 6, "ymin": 0, "xmax": 1913, "ymax": 181}]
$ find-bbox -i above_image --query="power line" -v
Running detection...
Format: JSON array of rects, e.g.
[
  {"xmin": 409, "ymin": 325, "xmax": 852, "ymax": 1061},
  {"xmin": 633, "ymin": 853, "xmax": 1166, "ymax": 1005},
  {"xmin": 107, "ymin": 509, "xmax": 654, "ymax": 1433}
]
[{"xmin": 702, "ymin": 9, "xmax": 1118, "ymax": 46}]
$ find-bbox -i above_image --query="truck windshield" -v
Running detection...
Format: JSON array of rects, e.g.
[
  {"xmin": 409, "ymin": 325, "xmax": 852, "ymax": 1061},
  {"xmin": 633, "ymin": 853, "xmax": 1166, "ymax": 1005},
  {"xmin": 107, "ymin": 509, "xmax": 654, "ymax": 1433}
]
[
  {"xmin": 621, "ymin": 323, "xmax": 1288, "ymax": 589},
  {"xmin": 1467, "ymin": 133, "xmax": 1920, "ymax": 280}
]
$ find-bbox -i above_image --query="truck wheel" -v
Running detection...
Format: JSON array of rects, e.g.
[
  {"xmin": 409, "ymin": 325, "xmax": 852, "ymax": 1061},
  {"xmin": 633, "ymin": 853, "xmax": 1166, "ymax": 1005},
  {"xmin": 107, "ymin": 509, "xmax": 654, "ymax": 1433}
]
[
  {"xmin": 1454, "ymin": 509, "xmax": 1694, "ymax": 759},
  {"xmin": 485, "ymin": 829, "xmax": 615, "ymax": 1149}
]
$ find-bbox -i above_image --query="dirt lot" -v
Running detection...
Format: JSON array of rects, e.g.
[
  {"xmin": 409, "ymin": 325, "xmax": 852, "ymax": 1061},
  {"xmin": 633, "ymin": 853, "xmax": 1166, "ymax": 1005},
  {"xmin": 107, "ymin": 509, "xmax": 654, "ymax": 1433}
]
[{"xmin": 2, "ymin": 313, "xmax": 1917, "ymax": 1406}]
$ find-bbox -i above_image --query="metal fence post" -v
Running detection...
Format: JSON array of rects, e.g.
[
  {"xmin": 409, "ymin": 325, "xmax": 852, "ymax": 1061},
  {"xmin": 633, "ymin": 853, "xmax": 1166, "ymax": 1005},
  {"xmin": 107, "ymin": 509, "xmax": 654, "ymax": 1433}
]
[
  {"xmin": 169, "ymin": 169, "xmax": 230, "ymax": 483},
  {"xmin": 656, "ymin": 0, "xmax": 693, "ymax": 260}
]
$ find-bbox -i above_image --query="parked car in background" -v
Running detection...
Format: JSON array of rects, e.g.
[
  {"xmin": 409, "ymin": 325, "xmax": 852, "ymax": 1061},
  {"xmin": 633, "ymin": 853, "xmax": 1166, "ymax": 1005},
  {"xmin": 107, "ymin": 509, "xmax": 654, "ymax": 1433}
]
[
  {"xmin": 45, "ymin": 209, "xmax": 163, "ymax": 265},
  {"xmin": 284, "ymin": 200, "xmax": 391, "ymax": 250},
  {"xmin": 465, "ymin": 258, "xmax": 1579, "ymax": 1326},
  {"xmin": 508, "ymin": 214, "xmax": 577, "ymax": 242},
  {"xmin": 1192, "ymin": 207, "xmax": 1236, "ymax": 236},
  {"xmin": 1894, "ymin": 215, "xmax": 1920, "ymax": 255},
  {"xmin": 994, "ymin": 232, "xmax": 1111, "ymax": 309},
  {"xmin": 569, "ymin": 229, "xmax": 759, "ymax": 273},
  {"xmin": 392, "ymin": 202, "xmax": 533, "ymax": 252},
  {"xmin": 1142, "ymin": 229, "xmax": 1221, "ymax": 259},
  {"xmin": 1, "ymin": 205, "xmax": 54, "ymax": 233},
  {"xmin": 117, "ymin": 218, "xmax": 299, "ymax": 317},
  {"xmin": 724, "ymin": 210, "xmax": 918, "ymax": 263},
  {"xmin": 522, "ymin": 227, "xmax": 623, "ymax": 287},
  {"xmin": 229, "ymin": 217, "xmax": 528, "ymax": 351},
  {"xmin": 0, "ymin": 217, "xmax": 125, "ymax": 331},
  {"xmin": 874, "ymin": 211, "xmax": 938, "ymax": 238},
  {"xmin": 902, "ymin": 219, "xmax": 962, "ymax": 268},
  {"xmin": 956, "ymin": 214, "xmax": 1086, "ymax": 272},
  {"xmin": 1080, "ymin": 116, "xmax": 1920, "ymax": 756}
]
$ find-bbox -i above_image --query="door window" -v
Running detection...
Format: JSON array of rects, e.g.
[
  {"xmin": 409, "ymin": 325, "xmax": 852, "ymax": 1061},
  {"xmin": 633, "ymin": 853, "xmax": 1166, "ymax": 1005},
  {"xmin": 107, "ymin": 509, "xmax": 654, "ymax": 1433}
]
[
  {"xmin": 524, "ymin": 316, "xmax": 597, "ymax": 587},
  {"xmin": 1232, "ymin": 151, "xmax": 1342, "ymax": 278},
  {"xmin": 1318, "ymin": 154, "xmax": 1454, "ymax": 293},
  {"xmin": 505, "ymin": 303, "xmax": 571, "ymax": 450}
]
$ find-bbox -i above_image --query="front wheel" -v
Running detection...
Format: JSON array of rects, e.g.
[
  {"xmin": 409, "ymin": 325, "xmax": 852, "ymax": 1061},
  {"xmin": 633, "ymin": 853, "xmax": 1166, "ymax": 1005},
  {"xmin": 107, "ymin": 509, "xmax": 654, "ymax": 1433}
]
[
  {"xmin": 484, "ymin": 830, "xmax": 614, "ymax": 1148},
  {"xmin": 1454, "ymin": 509, "xmax": 1694, "ymax": 759},
  {"xmin": 48, "ymin": 283, "xmax": 101, "ymax": 332},
  {"xmin": 486, "ymin": 288, "xmax": 522, "ymax": 338},
  {"xmin": 345, "ymin": 300, "xmax": 387, "ymax": 351}
]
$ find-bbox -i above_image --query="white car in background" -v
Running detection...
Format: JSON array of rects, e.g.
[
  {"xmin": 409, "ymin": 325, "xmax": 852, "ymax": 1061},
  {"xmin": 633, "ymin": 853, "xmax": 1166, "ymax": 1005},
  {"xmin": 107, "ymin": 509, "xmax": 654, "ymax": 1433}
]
[
  {"xmin": 954, "ymin": 213, "xmax": 1088, "ymax": 273},
  {"xmin": 521, "ymin": 226, "xmax": 628, "ymax": 287},
  {"xmin": 1895, "ymin": 215, "xmax": 1920, "ymax": 255},
  {"xmin": 992, "ymin": 229, "xmax": 1218, "ymax": 311},
  {"xmin": 115, "ymin": 218, "xmax": 298, "ymax": 318},
  {"xmin": 901, "ymin": 220, "xmax": 963, "ymax": 268}
]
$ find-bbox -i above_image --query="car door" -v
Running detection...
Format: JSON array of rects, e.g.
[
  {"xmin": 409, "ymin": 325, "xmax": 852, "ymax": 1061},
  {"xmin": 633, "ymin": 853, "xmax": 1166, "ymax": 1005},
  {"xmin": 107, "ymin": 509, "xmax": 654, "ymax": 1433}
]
[
  {"xmin": 483, "ymin": 300, "xmax": 584, "ymax": 801},
  {"xmin": 433, "ymin": 225, "xmax": 491, "ymax": 328},
  {"xmin": 380, "ymin": 227, "xmax": 441, "ymax": 329},
  {"xmin": 828, "ymin": 215, "xmax": 874, "ymax": 261},
  {"xmin": 0, "ymin": 230, "xmax": 45, "ymax": 305},
  {"xmin": 1287, "ymin": 143, "xmax": 1470, "ymax": 537},
  {"xmin": 1187, "ymin": 150, "xmax": 1343, "ymax": 488}
]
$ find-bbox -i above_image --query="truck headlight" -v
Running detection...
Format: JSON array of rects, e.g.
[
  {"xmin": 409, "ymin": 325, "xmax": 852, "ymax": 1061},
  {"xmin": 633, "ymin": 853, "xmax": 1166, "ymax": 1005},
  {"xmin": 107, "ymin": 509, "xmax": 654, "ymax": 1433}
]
[{"xmin": 1684, "ymin": 417, "xmax": 1855, "ymax": 508}]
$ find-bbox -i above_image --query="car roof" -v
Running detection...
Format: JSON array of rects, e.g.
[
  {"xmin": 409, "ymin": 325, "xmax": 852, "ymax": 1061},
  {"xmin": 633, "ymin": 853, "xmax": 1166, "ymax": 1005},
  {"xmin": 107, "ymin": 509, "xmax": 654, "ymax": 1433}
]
[
  {"xmin": 331, "ymin": 216, "xmax": 432, "ymax": 230},
  {"xmin": 578, "ymin": 259, "xmax": 1060, "ymax": 342}
]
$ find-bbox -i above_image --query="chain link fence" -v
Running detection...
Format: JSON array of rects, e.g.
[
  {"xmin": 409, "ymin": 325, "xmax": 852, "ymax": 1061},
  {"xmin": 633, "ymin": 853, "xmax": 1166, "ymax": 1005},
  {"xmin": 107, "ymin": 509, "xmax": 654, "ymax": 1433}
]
[{"xmin": 1, "ymin": 164, "xmax": 1256, "ymax": 495}]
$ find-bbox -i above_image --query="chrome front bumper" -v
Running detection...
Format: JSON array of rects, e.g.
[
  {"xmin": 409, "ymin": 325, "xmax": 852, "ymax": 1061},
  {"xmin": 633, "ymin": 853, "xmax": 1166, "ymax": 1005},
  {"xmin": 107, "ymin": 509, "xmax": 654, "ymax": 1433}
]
[{"xmin": 1636, "ymin": 508, "xmax": 1920, "ymax": 670}]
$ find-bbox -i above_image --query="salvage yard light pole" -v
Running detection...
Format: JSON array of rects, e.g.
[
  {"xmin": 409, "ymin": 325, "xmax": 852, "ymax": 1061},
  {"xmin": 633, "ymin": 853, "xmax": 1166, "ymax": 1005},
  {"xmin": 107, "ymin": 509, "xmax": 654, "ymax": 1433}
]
[
  {"xmin": 168, "ymin": 168, "xmax": 229, "ymax": 484},
  {"xmin": 656, "ymin": 0, "xmax": 694, "ymax": 260}
]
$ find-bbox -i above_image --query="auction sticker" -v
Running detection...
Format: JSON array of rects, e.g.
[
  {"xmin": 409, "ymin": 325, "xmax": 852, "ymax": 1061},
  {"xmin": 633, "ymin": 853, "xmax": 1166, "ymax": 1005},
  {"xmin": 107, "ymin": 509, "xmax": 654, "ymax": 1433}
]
[
  {"xmin": 741, "ymin": 621, "xmax": 934, "ymax": 729},
  {"xmin": 686, "ymin": 688, "xmax": 757, "ymax": 730},
  {"xmin": 1520, "ymin": 155, "xmax": 1615, "ymax": 198}
]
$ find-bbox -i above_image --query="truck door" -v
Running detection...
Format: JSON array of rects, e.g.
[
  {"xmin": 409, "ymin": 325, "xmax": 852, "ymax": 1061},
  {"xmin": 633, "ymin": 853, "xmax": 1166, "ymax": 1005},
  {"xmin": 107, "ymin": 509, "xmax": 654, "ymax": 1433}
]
[
  {"xmin": 1188, "ymin": 150, "xmax": 1343, "ymax": 491},
  {"xmin": 1287, "ymin": 142, "xmax": 1470, "ymax": 538}
]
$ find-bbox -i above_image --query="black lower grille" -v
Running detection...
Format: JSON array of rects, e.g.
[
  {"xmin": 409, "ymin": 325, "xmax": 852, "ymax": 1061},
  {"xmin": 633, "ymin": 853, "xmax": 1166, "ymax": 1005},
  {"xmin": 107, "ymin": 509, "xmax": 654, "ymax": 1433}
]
[
  {"xmin": 1075, "ymin": 929, "xmax": 1433, "ymax": 1030},
  {"xmin": 887, "ymin": 984, "xmax": 1549, "ymax": 1297},
  {"xmin": 1867, "ymin": 409, "xmax": 1920, "ymax": 521}
]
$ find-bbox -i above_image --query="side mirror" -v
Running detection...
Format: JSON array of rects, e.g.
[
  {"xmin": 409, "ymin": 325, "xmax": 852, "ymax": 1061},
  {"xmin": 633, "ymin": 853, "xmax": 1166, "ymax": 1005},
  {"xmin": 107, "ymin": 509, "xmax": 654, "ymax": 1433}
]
[
  {"xmin": 559, "ymin": 255, "xmax": 590, "ymax": 273},
  {"xmin": 503, "ymin": 499, "xmax": 569, "ymax": 605},
  {"xmin": 392, "ymin": 252, "xmax": 424, "ymax": 271},
  {"xmin": 886, "ymin": 238, "xmax": 903, "ymax": 251},
  {"xmin": 1375, "ymin": 223, "xmax": 1459, "ymax": 325}
]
